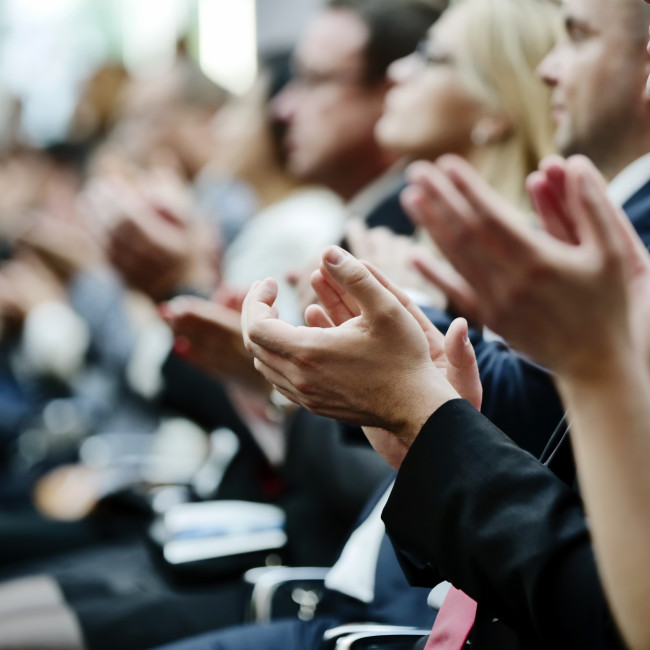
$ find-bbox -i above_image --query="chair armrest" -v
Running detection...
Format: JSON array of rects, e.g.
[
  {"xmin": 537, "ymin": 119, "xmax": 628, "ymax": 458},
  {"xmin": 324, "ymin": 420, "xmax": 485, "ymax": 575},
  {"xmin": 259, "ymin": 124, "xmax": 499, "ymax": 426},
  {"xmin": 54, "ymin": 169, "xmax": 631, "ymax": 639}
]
[
  {"xmin": 243, "ymin": 566, "xmax": 330, "ymax": 622},
  {"xmin": 321, "ymin": 624, "xmax": 428, "ymax": 650},
  {"xmin": 334, "ymin": 629, "xmax": 430, "ymax": 650}
]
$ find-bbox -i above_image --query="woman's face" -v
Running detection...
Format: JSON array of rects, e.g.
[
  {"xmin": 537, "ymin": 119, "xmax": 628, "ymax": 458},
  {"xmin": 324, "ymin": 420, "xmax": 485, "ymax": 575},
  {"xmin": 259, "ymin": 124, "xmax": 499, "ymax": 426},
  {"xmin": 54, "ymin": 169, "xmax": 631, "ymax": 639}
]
[
  {"xmin": 211, "ymin": 77, "xmax": 276, "ymax": 178},
  {"xmin": 376, "ymin": 3, "xmax": 485, "ymax": 161}
]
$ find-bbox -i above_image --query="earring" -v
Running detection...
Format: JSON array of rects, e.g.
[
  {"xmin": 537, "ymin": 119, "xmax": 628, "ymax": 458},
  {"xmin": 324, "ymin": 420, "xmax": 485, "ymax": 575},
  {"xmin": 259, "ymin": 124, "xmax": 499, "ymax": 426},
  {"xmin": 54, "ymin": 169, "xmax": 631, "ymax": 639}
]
[{"xmin": 470, "ymin": 125, "xmax": 490, "ymax": 147}]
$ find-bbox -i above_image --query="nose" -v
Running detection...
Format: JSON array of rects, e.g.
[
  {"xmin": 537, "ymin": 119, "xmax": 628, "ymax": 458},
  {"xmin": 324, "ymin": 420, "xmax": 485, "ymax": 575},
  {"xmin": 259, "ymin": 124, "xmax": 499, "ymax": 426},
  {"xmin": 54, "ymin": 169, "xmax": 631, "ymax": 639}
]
[
  {"xmin": 271, "ymin": 83, "xmax": 298, "ymax": 122},
  {"xmin": 537, "ymin": 45, "xmax": 560, "ymax": 87},
  {"xmin": 388, "ymin": 53, "xmax": 419, "ymax": 86}
]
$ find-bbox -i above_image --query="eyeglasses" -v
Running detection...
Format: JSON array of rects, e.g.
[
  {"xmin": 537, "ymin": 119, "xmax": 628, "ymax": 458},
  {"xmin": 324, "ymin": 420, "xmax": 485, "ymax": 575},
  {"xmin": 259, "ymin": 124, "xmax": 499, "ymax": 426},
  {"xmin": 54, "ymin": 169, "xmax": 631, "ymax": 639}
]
[
  {"xmin": 290, "ymin": 64, "xmax": 366, "ymax": 90},
  {"xmin": 412, "ymin": 39, "xmax": 454, "ymax": 68}
]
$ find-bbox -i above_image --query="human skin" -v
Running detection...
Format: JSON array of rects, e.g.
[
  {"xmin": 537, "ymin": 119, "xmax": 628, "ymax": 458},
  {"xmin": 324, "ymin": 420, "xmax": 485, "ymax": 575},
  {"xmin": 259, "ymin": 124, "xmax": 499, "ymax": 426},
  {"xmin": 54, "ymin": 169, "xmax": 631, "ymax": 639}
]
[
  {"xmin": 403, "ymin": 152, "xmax": 650, "ymax": 650},
  {"xmin": 242, "ymin": 246, "xmax": 480, "ymax": 467}
]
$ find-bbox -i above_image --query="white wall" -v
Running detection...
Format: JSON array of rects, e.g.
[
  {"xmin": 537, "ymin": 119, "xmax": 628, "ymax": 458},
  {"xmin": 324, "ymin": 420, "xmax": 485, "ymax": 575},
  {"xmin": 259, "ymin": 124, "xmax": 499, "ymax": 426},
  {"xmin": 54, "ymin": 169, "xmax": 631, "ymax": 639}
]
[{"xmin": 256, "ymin": 0, "xmax": 325, "ymax": 55}]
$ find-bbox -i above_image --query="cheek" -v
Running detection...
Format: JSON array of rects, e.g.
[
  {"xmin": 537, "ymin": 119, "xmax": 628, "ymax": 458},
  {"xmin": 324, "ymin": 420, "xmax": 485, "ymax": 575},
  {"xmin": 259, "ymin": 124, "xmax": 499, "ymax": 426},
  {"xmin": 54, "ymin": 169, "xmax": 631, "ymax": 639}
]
[
  {"xmin": 417, "ymin": 87, "xmax": 481, "ymax": 154},
  {"xmin": 319, "ymin": 95, "xmax": 378, "ymax": 143}
]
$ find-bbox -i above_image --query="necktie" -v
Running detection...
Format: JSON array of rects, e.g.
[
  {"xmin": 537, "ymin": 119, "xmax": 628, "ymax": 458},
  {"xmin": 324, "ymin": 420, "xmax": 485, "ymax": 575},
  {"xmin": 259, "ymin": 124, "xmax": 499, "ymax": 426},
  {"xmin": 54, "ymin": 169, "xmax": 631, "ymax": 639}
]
[{"xmin": 424, "ymin": 586, "xmax": 477, "ymax": 650}]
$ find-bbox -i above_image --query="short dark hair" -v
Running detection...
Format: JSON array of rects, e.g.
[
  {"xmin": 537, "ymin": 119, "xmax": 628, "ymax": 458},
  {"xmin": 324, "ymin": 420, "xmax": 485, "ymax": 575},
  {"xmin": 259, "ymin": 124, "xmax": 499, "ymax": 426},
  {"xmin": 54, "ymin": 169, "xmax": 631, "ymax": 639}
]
[
  {"xmin": 327, "ymin": 0, "xmax": 448, "ymax": 83},
  {"xmin": 261, "ymin": 52, "xmax": 294, "ymax": 166}
]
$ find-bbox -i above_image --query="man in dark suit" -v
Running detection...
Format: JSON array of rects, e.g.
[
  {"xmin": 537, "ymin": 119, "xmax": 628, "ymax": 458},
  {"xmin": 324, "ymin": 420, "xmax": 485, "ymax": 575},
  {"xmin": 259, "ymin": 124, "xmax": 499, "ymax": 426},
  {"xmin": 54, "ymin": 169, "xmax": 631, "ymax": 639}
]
[
  {"xmin": 240, "ymin": 236, "xmax": 627, "ymax": 648},
  {"xmin": 536, "ymin": 0, "xmax": 650, "ymax": 230},
  {"xmin": 237, "ymin": 0, "xmax": 650, "ymax": 644}
]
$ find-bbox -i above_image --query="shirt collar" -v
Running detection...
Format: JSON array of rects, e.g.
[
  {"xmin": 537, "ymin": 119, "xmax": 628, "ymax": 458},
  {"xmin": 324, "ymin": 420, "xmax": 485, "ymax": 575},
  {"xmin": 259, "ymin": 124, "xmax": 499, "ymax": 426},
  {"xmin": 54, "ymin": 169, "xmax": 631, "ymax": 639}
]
[
  {"xmin": 347, "ymin": 163, "xmax": 406, "ymax": 219},
  {"xmin": 607, "ymin": 152, "xmax": 650, "ymax": 207}
]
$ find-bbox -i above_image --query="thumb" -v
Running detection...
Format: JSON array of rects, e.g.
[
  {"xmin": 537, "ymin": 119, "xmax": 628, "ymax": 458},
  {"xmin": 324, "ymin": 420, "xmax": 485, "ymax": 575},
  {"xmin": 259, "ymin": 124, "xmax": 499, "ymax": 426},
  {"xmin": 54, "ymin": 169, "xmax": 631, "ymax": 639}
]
[
  {"xmin": 241, "ymin": 278, "xmax": 280, "ymax": 350},
  {"xmin": 444, "ymin": 318, "xmax": 482, "ymax": 410},
  {"xmin": 321, "ymin": 246, "xmax": 399, "ymax": 316}
]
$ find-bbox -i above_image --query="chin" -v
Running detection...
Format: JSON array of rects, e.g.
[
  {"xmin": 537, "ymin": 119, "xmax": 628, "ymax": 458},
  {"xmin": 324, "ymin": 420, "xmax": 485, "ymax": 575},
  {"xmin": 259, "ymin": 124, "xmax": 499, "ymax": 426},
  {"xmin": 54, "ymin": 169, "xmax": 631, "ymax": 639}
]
[{"xmin": 376, "ymin": 127, "xmax": 408, "ymax": 157}]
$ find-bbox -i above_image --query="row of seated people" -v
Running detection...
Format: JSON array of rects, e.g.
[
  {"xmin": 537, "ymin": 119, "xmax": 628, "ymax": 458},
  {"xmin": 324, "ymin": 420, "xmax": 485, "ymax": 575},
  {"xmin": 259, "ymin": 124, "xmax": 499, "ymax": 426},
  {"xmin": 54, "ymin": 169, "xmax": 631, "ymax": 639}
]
[{"xmin": 0, "ymin": 0, "xmax": 649, "ymax": 648}]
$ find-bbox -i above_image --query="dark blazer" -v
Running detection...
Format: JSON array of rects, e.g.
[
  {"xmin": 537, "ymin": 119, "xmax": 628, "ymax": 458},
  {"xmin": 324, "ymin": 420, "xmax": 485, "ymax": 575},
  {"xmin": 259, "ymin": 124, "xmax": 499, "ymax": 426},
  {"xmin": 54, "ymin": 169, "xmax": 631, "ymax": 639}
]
[
  {"xmin": 624, "ymin": 177, "xmax": 650, "ymax": 248},
  {"xmin": 382, "ymin": 400, "xmax": 624, "ymax": 650},
  {"xmin": 364, "ymin": 185, "xmax": 415, "ymax": 236},
  {"xmin": 378, "ymin": 182, "xmax": 650, "ymax": 649}
]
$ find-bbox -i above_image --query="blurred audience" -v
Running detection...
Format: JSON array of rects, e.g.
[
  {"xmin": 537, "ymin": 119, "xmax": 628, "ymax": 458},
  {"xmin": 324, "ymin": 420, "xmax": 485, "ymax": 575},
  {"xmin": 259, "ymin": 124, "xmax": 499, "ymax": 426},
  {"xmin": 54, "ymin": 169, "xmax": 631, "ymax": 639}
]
[
  {"xmin": 240, "ymin": 0, "xmax": 650, "ymax": 648},
  {"xmin": 0, "ymin": 0, "xmax": 648, "ymax": 649}
]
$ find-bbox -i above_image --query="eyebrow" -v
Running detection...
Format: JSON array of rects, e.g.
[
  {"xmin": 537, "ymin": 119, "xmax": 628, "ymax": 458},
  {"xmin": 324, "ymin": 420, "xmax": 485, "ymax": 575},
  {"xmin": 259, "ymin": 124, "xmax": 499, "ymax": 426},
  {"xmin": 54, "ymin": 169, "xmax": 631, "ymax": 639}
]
[{"xmin": 563, "ymin": 13, "xmax": 597, "ymax": 35}]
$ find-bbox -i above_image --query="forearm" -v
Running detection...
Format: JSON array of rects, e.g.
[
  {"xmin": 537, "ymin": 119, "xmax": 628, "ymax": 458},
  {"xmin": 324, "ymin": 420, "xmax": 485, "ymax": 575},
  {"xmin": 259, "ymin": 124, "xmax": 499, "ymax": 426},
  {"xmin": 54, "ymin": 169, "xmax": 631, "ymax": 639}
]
[{"xmin": 558, "ymin": 354, "xmax": 650, "ymax": 650}]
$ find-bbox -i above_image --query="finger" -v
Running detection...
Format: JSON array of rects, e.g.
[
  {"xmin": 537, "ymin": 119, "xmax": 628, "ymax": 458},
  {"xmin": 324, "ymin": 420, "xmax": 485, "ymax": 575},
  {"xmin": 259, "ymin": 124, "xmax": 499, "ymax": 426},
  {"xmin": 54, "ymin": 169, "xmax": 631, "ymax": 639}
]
[
  {"xmin": 536, "ymin": 157, "xmax": 579, "ymax": 244},
  {"xmin": 405, "ymin": 160, "xmax": 520, "ymax": 293},
  {"xmin": 319, "ymin": 246, "xmax": 403, "ymax": 319},
  {"xmin": 437, "ymin": 155, "xmax": 538, "ymax": 265},
  {"xmin": 410, "ymin": 253, "xmax": 482, "ymax": 324},
  {"xmin": 565, "ymin": 156, "xmax": 624, "ymax": 250},
  {"xmin": 244, "ymin": 280, "xmax": 317, "ymax": 359},
  {"xmin": 539, "ymin": 155, "xmax": 568, "ymax": 190},
  {"xmin": 406, "ymin": 160, "xmax": 472, "ymax": 239},
  {"xmin": 311, "ymin": 268, "xmax": 360, "ymax": 325},
  {"xmin": 571, "ymin": 158, "xmax": 650, "ymax": 275},
  {"xmin": 248, "ymin": 338, "xmax": 304, "ymax": 381},
  {"xmin": 400, "ymin": 184, "xmax": 461, "ymax": 263},
  {"xmin": 527, "ymin": 171, "xmax": 577, "ymax": 244},
  {"xmin": 241, "ymin": 279, "xmax": 264, "ymax": 349},
  {"xmin": 304, "ymin": 303, "xmax": 335, "ymax": 328},
  {"xmin": 401, "ymin": 184, "xmax": 491, "ymax": 294},
  {"xmin": 251, "ymin": 357, "xmax": 296, "ymax": 396},
  {"xmin": 171, "ymin": 306, "xmax": 241, "ymax": 340},
  {"xmin": 361, "ymin": 260, "xmax": 445, "ymax": 350},
  {"xmin": 444, "ymin": 318, "xmax": 482, "ymax": 411}
]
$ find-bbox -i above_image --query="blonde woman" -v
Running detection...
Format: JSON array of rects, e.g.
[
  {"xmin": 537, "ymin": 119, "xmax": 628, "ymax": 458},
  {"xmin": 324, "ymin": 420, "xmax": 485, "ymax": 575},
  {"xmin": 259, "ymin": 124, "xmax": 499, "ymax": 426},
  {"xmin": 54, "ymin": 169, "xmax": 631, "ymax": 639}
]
[
  {"xmin": 377, "ymin": 0, "xmax": 560, "ymax": 212},
  {"xmin": 345, "ymin": 0, "xmax": 561, "ymax": 308}
]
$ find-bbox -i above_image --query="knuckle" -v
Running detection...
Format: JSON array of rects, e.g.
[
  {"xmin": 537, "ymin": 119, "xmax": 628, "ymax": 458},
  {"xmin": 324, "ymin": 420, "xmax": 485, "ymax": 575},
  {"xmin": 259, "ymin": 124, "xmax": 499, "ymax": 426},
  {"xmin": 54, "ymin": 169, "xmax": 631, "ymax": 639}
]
[{"xmin": 294, "ymin": 376, "xmax": 315, "ymax": 397}]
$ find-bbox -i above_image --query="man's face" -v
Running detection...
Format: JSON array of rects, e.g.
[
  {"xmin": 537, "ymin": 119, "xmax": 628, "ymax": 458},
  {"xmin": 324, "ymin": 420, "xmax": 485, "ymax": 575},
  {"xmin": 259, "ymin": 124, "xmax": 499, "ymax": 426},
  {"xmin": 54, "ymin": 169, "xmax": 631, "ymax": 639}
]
[
  {"xmin": 537, "ymin": 0, "xmax": 649, "ymax": 165},
  {"xmin": 272, "ymin": 10, "xmax": 387, "ymax": 189}
]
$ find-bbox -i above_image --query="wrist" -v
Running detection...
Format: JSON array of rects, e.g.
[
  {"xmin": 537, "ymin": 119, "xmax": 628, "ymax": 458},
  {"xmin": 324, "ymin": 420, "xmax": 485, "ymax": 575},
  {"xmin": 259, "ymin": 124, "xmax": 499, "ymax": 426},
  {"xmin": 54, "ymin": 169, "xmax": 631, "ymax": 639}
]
[
  {"xmin": 557, "ymin": 343, "xmax": 647, "ymax": 402},
  {"xmin": 392, "ymin": 369, "xmax": 460, "ymax": 447}
]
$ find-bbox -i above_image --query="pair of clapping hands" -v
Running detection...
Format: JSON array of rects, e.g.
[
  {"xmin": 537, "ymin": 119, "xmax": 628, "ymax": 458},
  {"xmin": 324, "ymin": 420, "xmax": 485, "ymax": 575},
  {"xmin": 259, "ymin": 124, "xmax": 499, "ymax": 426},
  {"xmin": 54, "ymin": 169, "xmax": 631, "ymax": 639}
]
[
  {"xmin": 165, "ymin": 153, "xmax": 650, "ymax": 467},
  {"xmin": 240, "ymin": 154, "xmax": 650, "ymax": 462},
  {"xmin": 246, "ymin": 154, "xmax": 650, "ymax": 650}
]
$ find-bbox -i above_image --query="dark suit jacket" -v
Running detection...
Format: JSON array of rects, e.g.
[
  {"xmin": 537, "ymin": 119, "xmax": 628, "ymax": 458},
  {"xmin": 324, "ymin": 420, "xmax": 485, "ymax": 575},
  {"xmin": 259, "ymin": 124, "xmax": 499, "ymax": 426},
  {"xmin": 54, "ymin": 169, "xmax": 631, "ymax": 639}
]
[
  {"xmin": 624, "ymin": 177, "xmax": 650, "ymax": 248},
  {"xmin": 382, "ymin": 400, "xmax": 624, "ymax": 649},
  {"xmin": 378, "ymin": 180, "xmax": 650, "ymax": 649}
]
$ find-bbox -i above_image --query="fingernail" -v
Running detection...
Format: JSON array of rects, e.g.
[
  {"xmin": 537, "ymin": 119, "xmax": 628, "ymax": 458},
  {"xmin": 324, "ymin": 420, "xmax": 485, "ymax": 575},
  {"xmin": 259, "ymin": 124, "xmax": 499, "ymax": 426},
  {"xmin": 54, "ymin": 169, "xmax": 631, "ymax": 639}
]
[
  {"xmin": 173, "ymin": 336, "xmax": 191, "ymax": 356},
  {"xmin": 325, "ymin": 247, "xmax": 346, "ymax": 266}
]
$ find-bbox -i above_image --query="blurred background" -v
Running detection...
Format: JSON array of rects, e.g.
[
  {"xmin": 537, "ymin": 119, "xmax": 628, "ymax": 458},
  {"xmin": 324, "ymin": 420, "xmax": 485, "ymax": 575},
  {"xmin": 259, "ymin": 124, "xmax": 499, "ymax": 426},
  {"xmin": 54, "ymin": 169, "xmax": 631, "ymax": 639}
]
[{"xmin": 0, "ymin": 0, "xmax": 323, "ymax": 147}]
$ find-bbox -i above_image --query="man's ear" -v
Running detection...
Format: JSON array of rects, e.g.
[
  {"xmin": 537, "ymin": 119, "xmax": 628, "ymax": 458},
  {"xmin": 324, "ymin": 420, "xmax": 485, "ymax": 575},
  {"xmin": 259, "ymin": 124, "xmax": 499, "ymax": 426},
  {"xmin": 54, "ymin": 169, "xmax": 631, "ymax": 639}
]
[{"xmin": 470, "ymin": 114, "xmax": 514, "ymax": 147}]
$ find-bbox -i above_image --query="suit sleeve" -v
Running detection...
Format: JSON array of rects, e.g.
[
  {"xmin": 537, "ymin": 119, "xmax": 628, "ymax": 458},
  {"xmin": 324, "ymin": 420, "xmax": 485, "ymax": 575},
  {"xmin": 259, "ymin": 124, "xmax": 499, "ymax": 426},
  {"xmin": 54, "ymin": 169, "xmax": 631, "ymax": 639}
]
[
  {"xmin": 382, "ymin": 399, "xmax": 623, "ymax": 649},
  {"xmin": 422, "ymin": 306, "xmax": 565, "ymax": 457}
]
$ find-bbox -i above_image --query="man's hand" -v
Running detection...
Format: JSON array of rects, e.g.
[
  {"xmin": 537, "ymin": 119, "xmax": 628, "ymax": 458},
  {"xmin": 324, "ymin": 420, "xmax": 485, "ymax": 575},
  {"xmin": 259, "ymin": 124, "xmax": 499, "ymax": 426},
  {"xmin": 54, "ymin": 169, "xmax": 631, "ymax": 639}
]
[
  {"xmin": 101, "ymin": 177, "xmax": 218, "ymax": 301},
  {"xmin": 0, "ymin": 253, "xmax": 65, "ymax": 325},
  {"xmin": 242, "ymin": 246, "xmax": 461, "ymax": 449},
  {"xmin": 409, "ymin": 249, "xmax": 483, "ymax": 327},
  {"xmin": 402, "ymin": 154, "xmax": 650, "ymax": 382},
  {"xmin": 307, "ymin": 254, "xmax": 481, "ymax": 469},
  {"xmin": 345, "ymin": 220, "xmax": 446, "ymax": 309},
  {"xmin": 19, "ymin": 213, "xmax": 104, "ymax": 279},
  {"xmin": 161, "ymin": 294, "xmax": 270, "ymax": 395}
]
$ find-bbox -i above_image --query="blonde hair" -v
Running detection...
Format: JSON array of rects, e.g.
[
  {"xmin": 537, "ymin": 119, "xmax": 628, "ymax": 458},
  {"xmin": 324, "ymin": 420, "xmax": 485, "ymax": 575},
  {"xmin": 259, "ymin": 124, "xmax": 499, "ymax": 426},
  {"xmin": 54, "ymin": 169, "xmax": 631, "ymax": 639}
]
[{"xmin": 454, "ymin": 0, "xmax": 561, "ymax": 211}]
